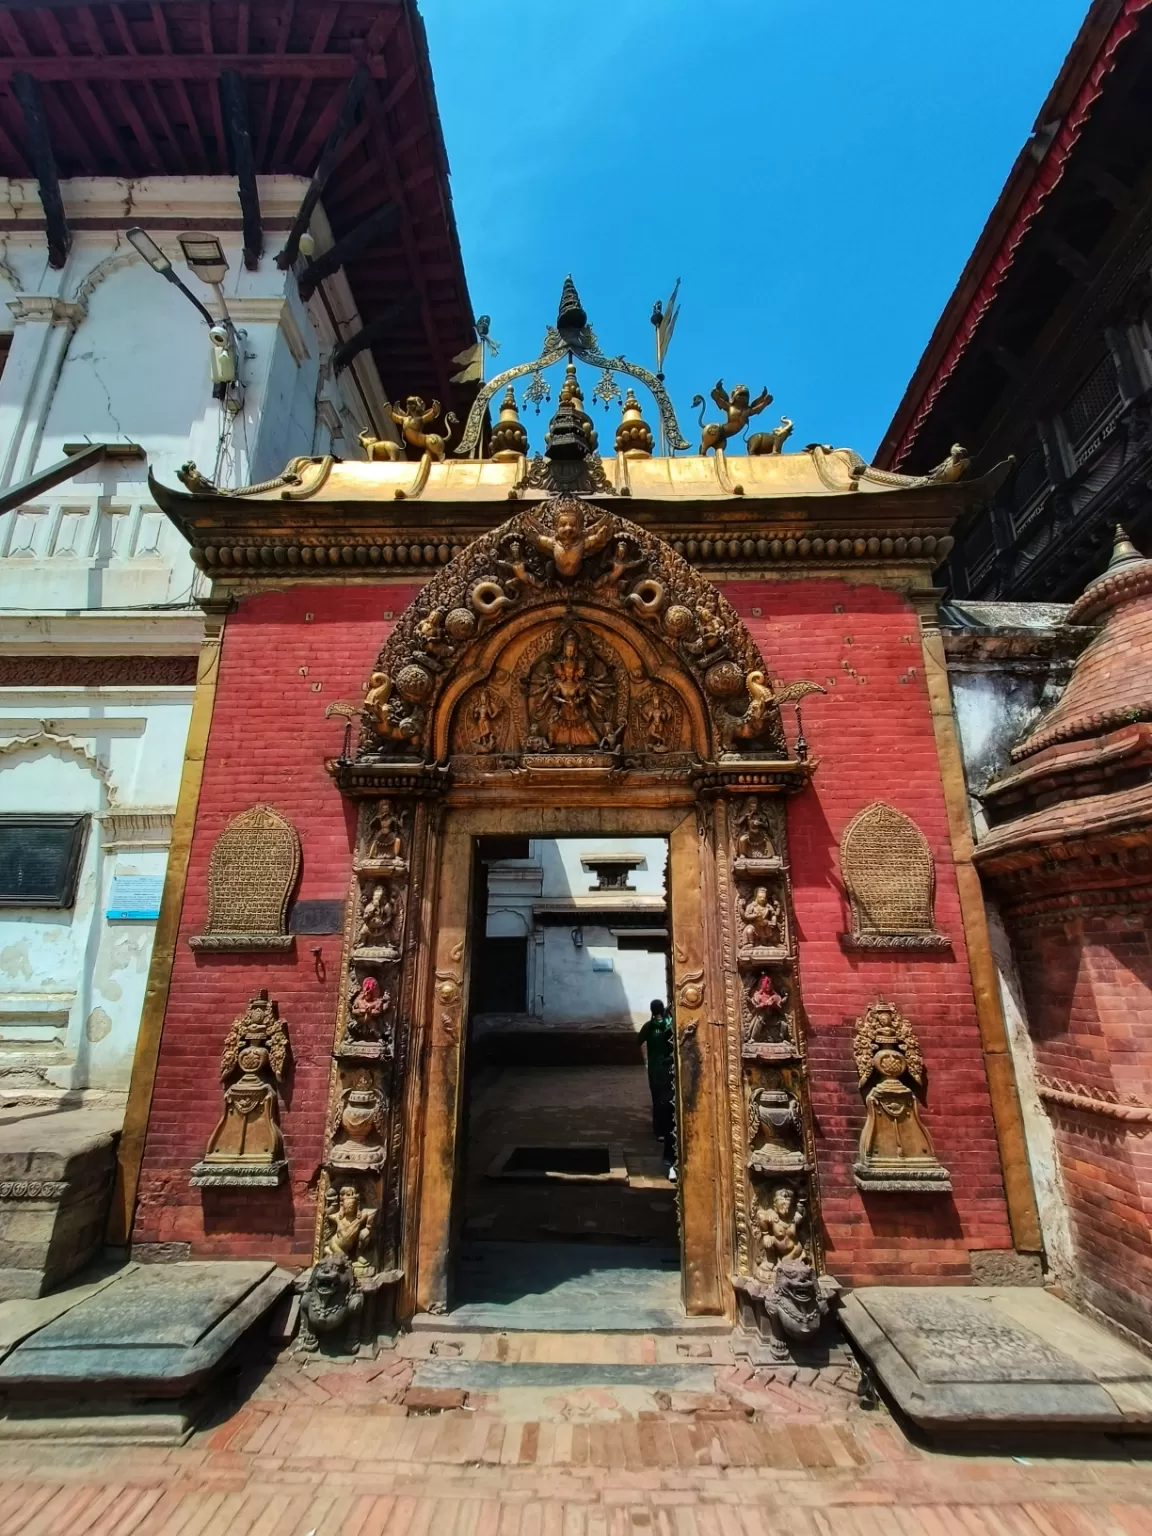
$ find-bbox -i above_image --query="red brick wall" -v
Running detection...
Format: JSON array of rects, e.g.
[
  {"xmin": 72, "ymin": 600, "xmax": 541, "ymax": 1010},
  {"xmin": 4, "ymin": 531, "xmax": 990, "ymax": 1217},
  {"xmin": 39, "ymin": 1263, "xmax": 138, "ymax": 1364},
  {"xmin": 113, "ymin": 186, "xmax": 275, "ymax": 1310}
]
[
  {"xmin": 722, "ymin": 578, "xmax": 1013, "ymax": 1283},
  {"xmin": 134, "ymin": 574, "xmax": 1014, "ymax": 1281},
  {"xmin": 133, "ymin": 583, "xmax": 420, "ymax": 1263},
  {"xmin": 1007, "ymin": 906, "xmax": 1152, "ymax": 1333}
]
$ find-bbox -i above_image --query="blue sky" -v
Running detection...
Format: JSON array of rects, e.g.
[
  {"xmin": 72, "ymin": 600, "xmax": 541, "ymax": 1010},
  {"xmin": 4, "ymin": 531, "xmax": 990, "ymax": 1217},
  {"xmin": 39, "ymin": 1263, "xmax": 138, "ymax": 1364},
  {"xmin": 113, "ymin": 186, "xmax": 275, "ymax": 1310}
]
[{"xmin": 420, "ymin": 0, "xmax": 1088, "ymax": 458}]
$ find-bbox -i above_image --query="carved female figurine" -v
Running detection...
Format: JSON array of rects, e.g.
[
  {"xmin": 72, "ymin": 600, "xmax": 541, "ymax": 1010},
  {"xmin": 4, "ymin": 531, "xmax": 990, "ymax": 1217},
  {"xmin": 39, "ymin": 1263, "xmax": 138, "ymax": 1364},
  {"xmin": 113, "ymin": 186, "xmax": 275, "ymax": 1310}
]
[
  {"xmin": 365, "ymin": 804, "xmax": 405, "ymax": 862},
  {"xmin": 323, "ymin": 1184, "xmax": 377, "ymax": 1277},
  {"xmin": 754, "ymin": 1183, "xmax": 807, "ymax": 1278},
  {"xmin": 741, "ymin": 887, "xmax": 784, "ymax": 949},
  {"xmin": 356, "ymin": 883, "xmax": 397, "ymax": 948},
  {"xmin": 348, "ymin": 976, "xmax": 389, "ymax": 1040}
]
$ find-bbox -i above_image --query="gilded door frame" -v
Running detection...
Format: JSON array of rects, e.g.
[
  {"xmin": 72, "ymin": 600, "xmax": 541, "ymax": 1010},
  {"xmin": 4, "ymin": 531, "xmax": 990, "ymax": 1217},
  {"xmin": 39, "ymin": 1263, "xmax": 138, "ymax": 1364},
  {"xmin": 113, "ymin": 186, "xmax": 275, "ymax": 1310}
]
[{"xmin": 408, "ymin": 800, "xmax": 729, "ymax": 1319}]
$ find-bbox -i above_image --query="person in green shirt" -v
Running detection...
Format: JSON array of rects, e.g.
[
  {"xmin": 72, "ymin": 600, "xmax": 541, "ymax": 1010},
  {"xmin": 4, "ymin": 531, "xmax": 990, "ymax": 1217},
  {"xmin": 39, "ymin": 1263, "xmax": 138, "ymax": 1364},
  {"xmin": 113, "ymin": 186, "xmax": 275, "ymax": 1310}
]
[{"xmin": 639, "ymin": 998, "xmax": 677, "ymax": 1171}]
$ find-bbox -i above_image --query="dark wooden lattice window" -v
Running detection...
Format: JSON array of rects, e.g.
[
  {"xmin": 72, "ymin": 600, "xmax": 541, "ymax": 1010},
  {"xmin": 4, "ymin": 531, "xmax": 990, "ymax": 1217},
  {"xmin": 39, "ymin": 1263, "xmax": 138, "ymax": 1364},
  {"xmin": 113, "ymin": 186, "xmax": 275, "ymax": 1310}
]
[
  {"xmin": 0, "ymin": 815, "xmax": 89, "ymax": 908},
  {"xmin": 1063, "ymin": 356, "xmax": 1123, "ymax": 463},
  {"xmin": 1009, "ymin": 448, "xmax": 1050, "ymax": 536}
]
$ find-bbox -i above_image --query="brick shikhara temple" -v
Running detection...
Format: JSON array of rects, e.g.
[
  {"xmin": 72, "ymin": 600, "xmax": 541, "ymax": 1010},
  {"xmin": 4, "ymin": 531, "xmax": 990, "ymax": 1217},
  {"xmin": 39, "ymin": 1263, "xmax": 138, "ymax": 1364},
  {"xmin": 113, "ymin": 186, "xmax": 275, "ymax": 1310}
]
[{"xmin": 111, "ymin": 278, "xmax": 1151, "ymax": 1360}]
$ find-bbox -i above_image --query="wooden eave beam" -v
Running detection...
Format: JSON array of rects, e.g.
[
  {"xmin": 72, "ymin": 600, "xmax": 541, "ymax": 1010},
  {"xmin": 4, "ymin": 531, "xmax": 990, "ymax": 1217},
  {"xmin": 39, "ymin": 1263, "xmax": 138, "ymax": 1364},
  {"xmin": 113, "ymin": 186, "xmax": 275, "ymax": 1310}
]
[
  {"xmin": 332, "ymin": 292, "xmax": 418, "ymax": 373},
  {"xmin": 220, "ymin": 70, "xmax": 263, "ymax": 269},
  {"xmin": 0, "ymin": 56, "xmax": 389, "ymax": 82},
  {"xmin": 276, "ymin": 62, "xmax": 369, "ymax": 269},
  {"xmin": 297, "ymin": 200, "xmax": 398, "ymax": 300},
  {"xmin": 11, "ymin": 71, "xmax": 70, "ymax": 268}
]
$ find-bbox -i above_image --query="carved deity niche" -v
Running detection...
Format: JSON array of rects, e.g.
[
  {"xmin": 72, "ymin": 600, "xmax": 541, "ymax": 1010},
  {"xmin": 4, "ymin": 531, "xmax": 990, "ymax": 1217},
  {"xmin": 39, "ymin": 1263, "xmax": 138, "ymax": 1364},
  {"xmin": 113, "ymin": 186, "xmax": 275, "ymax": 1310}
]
[
  {"xmin": 839, "ymin": 802, "xmax": 949, "ymax": 950},
  {"xmin": 737, "ymin": 882, "xmax": 787, "ymax": 958},
  {"xmin": 521, "ymin": 623, "xmax": 624, "ymax": 751},
  {"xmin": 629, "ymin": 682, "xmax": 687, "ymax": 754},
  {"xmin": 453, "ymin": 683, "xmax": 513, "ymax": 755},
  {"xmin": 338, "ymin": 973, "xmax": 395, "ymax": 1063},
  {"xmin": 732, "ymin": 796, "xmax": 782, "ymax": 872},
  {"xmin": 322, "ymin": 1180, "xmax": 378, "ymax": 1278},
  {"xmin": 741, "ymin": 971, "xmax": 796, "ymax": 1059},
  {"xmin": 360, "ymin": 801, "xmax": 408, "ymax": 871},
  {"xmin": 190, "ymin": 805, "xmax": 300, "ymax": 951},
  {"xmin": 750, "ymin": 1176, "xmax": 810, "ymax": 1281},
  {"xmin": 352, "ymin": 879, "xmax": 403, "ymax": 961}
]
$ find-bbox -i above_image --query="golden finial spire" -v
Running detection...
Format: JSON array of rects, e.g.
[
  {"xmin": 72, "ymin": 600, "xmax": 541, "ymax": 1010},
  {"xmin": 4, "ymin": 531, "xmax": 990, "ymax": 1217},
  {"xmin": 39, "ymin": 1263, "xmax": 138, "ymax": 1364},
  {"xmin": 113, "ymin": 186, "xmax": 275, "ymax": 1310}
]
[
  {"xmin": 489, "ymin": 384, "xmax": 528, "ymax": 462},
  {"xmin": 615, "ymin": 388, "xmax": 653, "ymax": 459}
]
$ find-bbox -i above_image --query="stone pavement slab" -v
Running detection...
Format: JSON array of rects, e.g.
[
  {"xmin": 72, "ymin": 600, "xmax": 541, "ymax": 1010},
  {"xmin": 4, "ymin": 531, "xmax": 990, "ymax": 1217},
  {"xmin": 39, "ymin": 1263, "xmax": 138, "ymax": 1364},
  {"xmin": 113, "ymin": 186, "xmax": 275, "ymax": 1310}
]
[
  {"xmin": 842, "ymin": 1284, "xmax": 1152, "ymax": 1436},
  {"xmin": 0, "ymin": 1262, "xmax": 293, "ymax": 1406}
]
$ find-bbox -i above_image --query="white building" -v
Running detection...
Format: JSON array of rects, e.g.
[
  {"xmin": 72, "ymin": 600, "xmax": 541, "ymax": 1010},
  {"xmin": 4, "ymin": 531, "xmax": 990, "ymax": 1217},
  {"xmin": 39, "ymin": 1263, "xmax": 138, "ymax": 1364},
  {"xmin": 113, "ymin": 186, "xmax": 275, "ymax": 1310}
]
[
  {"xmin": 475, "ymin": 837, "xmax": 670, "ymax": 1040},
  {"xmin": 0, "ymin": 175, "xmax": 398, "ymax": 1101}
]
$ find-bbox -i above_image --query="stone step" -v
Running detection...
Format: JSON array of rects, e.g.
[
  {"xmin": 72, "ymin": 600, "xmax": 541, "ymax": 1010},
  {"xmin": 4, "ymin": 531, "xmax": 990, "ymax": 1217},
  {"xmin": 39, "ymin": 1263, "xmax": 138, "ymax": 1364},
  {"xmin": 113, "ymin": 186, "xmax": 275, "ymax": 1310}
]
[
  {"xmin": 400, "ymin": 1329, "xmax": 731, "ymax": 1364},
  {"xmin": 411, "ymin": 1358, "xmax": 719, "ymax": 1393}
]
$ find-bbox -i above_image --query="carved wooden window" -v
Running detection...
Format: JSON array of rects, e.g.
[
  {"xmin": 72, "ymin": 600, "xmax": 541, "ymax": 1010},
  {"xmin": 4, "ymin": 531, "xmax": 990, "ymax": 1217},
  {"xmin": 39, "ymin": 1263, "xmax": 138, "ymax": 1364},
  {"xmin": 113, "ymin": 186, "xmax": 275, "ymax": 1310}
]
[
  {"xmin": 1062, "ymin": 354, "xmax": 1123, "ymax": 465},
  {"xmin": 839, "ymin": 803, "xmax": 948, "ymax": 951},
  {"xmin": 0, "ymin": 814, "xmax": 88, "ymax": 908},
  {"xmin": 189, "ymin": 804, "xmax": 301, "ymax": 951}
]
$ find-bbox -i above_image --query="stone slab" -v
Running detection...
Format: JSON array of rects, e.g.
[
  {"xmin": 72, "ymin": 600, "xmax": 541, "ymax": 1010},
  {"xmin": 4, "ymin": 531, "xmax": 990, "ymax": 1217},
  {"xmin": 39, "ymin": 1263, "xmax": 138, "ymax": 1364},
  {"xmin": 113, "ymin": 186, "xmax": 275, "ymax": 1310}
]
[
  {"xmin": 413, "ymin": 1359, "xmax": 718, "ymax": 1392},
  {"xmin": 841, "ymin": 1286, "xmax": 1152, "ymax": 1435},
  {"xmin": 0, "ymin": 1260, "xmax": 293, "ymax": 1397},
  {"xmin": 0, "ymin": 1263, "xmax": 130, "ymax": 1362}
]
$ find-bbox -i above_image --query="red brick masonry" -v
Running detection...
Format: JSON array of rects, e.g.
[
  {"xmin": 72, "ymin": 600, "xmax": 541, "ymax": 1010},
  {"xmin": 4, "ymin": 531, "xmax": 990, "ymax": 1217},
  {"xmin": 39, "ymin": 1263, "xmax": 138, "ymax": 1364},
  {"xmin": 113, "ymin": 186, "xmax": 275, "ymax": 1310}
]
[{"xmin": 133, "ymin": 576, "xmax": 1013, "ymax": 1281}]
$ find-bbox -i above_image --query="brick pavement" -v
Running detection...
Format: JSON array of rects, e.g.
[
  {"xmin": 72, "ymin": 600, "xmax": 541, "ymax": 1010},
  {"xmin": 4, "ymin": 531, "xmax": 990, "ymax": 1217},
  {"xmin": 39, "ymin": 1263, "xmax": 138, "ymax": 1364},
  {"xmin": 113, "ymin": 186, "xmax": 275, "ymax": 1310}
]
[{"xmin": 3, "ymin": 1346, "xmax": 1152, "ymax": 1534}]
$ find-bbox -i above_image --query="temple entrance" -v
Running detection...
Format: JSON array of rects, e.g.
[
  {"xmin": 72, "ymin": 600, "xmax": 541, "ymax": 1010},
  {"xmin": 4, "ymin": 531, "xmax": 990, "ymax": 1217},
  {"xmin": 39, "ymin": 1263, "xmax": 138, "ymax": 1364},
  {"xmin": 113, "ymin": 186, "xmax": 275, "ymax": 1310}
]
[
  {"xmin": 452, "ymin": 834, "xmax": 680, "ymax": 1327},
  {"xmin": 322, "ymin": 497, "xmax": 821, "ymax": 1339}
]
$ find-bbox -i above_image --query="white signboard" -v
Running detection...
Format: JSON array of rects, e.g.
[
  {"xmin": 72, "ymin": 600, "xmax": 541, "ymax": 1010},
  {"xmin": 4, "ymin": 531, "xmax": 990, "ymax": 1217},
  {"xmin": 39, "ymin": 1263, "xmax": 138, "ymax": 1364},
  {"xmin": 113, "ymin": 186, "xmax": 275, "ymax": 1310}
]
[{"xmin": 107, "ymin": 873, "xmax": 164, "ymax": 920}]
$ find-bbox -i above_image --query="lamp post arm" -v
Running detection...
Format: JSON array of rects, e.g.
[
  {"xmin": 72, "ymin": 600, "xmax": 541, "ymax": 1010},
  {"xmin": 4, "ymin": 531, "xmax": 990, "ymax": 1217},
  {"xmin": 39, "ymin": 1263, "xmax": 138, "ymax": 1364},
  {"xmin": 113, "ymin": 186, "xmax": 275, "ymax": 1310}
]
[{"xmin": 160, "ymin": 267, "xmax": 216, "ymax": 326}]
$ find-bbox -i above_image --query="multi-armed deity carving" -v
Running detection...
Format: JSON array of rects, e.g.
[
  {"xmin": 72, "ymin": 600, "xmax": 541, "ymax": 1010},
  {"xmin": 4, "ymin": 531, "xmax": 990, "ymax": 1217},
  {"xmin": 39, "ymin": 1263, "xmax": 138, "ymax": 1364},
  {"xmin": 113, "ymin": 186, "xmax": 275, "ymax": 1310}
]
[
  {"xmin": 525, "ymin": 625, "xmax": 620, "ymax": 751},
  {"xmin": 191, "ymin": 990, "xmax": 290, "ymax": 1187},
  {"xmin": 852, "ymin": 1000, "xmax": 951, "ymax": 1193},
  {"xmin": 742, "ymin": 972, "xmax": 794, "ymax": 1056}
]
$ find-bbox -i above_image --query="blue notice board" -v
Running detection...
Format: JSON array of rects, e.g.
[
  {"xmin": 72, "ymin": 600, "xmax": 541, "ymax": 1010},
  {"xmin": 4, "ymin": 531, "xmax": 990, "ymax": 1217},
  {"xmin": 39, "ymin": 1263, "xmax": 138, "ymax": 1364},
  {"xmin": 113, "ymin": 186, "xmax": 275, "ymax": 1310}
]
[{"xmin": 107, "ymin": 872, "xmax": 164, "ymax": 920}]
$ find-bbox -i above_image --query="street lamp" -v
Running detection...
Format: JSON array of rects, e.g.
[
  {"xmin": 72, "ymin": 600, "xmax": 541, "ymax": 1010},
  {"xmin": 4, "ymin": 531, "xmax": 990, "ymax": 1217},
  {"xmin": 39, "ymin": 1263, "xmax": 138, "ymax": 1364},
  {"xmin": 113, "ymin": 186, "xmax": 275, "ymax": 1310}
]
[
  {"xmin": 126, "ymin": 226, "xmax": 243, "ymax": 407},
  {"xmin": 125, "ymin": 226, "xmax": 214, "ymax": 326}
]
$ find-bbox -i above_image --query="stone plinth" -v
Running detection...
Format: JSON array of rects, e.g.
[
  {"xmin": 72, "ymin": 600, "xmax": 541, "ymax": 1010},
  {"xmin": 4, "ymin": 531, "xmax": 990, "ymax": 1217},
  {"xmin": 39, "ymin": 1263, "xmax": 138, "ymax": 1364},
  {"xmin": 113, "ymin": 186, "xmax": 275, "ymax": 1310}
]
[
  {"xmin": 0, "ymin": 1107, "xmax": 122, "ymax": 1300},
  {"xmin": 841, "ymin": 1285, "xmax": 1152, "ymax": 1438},
  {"xmin": 0, "ymin": 1259, "xmax": 293, "ymax": 1440}
]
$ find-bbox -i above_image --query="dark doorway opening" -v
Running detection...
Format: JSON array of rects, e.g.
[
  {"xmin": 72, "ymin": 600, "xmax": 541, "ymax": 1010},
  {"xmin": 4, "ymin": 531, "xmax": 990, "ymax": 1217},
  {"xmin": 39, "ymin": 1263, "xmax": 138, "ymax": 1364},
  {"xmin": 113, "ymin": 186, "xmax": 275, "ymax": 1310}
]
[{"xmin": 453, "ymin": 835, "xmax": 682, "ymax": 1328}]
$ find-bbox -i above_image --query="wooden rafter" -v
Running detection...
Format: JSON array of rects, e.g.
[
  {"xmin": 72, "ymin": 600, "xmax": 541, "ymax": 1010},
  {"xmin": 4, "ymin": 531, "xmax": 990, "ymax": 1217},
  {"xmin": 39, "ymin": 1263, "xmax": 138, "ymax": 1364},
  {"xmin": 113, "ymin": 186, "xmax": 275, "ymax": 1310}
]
[
  {"xmin": 275, "ymin": 61, "xmax": 368, "ymax": 268},
  {"xmin": 11, "ymin": 71, "xmax": 70, "ymax": 267},
  {"xmin": 0, "ymin": 57, "xmax": 388, "ymax": 82},
  {"xmin": 298, "ymin": 200, "xmax": 397, "ymax": 300},
  {"xmin": 220, "ymin": 69, "xmax": 263, "ymax": 268},
  {"xmin": 332, "ymin": 292, "xmax": 418, "ymax": 373}
]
